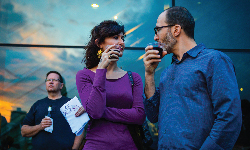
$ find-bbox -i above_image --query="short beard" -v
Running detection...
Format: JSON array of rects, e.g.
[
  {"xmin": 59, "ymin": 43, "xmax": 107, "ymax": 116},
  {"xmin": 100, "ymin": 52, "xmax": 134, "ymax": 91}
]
[
  {"xmin": 162, "ymin": 31, "xmax": 177, "ymax": 53},
  {"xmin": 46, "ymin": 88, "xmax": 60, "ymax": 93},
  {"xmin": 47, "ymin": 89, "xmax": 57, "ymax": 93}
]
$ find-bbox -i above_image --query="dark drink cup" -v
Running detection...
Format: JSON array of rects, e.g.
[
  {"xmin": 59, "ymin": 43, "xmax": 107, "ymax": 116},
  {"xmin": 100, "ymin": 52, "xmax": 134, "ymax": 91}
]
[
  {"xmin": 106, "ymin": 45, "xmax": 121, "ymax": 59},
  {"xmin": 106, "ymin": 45, "xmax": 121, "ymax": 53},
  {"xmin": 153, "ymin": 47, "xmax": 163, "ymax": 58},
  {"xmin": 147, "ymin": 42, "xmax": 165, "ymax": 59}
]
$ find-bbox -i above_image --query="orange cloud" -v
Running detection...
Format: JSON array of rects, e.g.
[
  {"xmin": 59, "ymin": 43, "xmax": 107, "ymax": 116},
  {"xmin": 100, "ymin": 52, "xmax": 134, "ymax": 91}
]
[
  {"xmin": 0, "ymin": 70, "xmax": 4, "ymax": 77},
  {"xmin": 0, "ymin": 99, "xmax": 17, "ymax": 123},
  {"xmin": 29, "ymin": 48, "xmax": 59, "ymax": 62},
  {"xmin": 0, "ymin": 81, "xmax": 33, "ymax": 93},
  {"xmin": 10, "ymin": 24, "xmax": 64, "ymax": 62}
]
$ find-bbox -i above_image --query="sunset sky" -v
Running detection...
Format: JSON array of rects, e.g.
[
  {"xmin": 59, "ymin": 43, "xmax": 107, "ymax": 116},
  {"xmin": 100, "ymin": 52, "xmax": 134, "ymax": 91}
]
[{"xmin": 0, "ymin": 0, "xmax": 249, "ymax": 122}]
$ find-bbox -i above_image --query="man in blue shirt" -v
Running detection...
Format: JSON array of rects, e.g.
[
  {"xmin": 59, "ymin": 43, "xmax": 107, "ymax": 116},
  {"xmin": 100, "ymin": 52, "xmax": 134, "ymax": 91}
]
[{"xmin": 143, "ymin": 6, "xmax": 242, "ymax": 149}]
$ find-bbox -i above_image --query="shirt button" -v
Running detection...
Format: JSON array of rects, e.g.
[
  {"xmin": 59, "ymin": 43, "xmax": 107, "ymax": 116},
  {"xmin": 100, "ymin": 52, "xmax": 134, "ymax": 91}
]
[{"xmin": 169, "ymin": 95, "xmax": 171, "ymax": 98}]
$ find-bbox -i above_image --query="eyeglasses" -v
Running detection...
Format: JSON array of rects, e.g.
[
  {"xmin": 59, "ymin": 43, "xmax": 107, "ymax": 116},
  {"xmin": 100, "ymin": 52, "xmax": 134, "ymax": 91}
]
[
  {"xmin": 154, "ymin": 25, "xmax": 174, "ymax": 35},
  {"xmin": 45, "ymin": 79, "xmax": 61, "ymax": 82}
]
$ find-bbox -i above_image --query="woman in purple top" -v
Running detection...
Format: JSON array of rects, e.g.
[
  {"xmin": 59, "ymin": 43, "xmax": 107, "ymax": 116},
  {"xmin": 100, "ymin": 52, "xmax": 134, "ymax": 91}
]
[{"xmin": 76, "ymin": 20, "xmax": 146, "ymax": 150}]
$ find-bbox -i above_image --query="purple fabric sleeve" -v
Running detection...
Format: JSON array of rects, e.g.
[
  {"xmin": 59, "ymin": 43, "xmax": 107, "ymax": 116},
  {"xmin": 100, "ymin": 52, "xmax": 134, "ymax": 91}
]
[
  {"xmin": 76, "ymin": 69, "xmax": 107, "ymax": 119},
  {"xmin": 76, "ymin": 68, "xmax": 142, "ymax": 149},
  {"xmin": 76, "ymin": 69, "xmax": 145, "ymax": 125},
  {"xmin": 102, "ymin": 72, "xmax": 146, "ymax": 125}
]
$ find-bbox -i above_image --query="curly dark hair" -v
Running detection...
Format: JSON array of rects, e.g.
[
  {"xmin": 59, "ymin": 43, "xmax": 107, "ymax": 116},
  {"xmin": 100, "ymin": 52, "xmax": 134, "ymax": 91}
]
[
  {"xmin": 165, "ymin": 6, "xmax": 195, "ymax": 39},
  {"xmin": 84, "ymin": 20, "xmax": 125, "ymax": 69}
]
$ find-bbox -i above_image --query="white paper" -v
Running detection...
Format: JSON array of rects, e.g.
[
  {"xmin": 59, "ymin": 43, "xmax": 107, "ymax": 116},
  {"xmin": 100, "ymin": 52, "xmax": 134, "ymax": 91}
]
[
  {"xmin": 44, "ymin": 116, "xmax": 53, "ymax": 133},
  {"xmin": 60, "ymin": 96, "xmax": 90, "ymax": 136}
]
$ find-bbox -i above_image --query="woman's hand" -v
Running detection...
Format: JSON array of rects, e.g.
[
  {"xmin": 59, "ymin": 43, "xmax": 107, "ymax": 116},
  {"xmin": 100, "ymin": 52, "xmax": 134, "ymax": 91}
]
[{"xmin": 97, "ymin": 44, "xmax": 120, "ymax": 69}]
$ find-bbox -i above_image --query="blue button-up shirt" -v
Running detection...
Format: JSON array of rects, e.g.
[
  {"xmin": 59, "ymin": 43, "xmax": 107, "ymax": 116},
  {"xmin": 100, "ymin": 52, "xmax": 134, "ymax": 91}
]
[{"xmin": 144, "ymin": 43, "xmax": 242, "ymax": 150}]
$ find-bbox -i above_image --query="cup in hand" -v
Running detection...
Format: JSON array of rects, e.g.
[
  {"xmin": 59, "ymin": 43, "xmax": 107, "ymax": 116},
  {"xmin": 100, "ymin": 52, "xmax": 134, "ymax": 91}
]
[
  {"xmin": 147, "ymin": 42, "xmax": 165, "ymax": 59},
  {"xmin": 106, "ymin": 45, "xmax": 122, "ymax": 53},
  {"xmin": 106, "ymin": 45, "xmax": 121, "ymax": 59}
]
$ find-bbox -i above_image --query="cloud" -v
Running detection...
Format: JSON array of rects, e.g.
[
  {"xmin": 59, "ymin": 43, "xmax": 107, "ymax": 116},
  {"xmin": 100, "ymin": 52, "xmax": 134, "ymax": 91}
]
[
  {"xmin": 0, "ymin": 80, "xmax": 36, "ymax": 95},
  {"xmin": 0, "ymin": 1, "xmax": 26, "ymax": 43},
  {"xmin": 119, "ymin": 0, "xmax": 152, "ymax": 23},
  {"xmin": 68, "ymin": 19, "xmax": 78, "ymax": 25},
  {"xmin": 0, "ymin": 97, "xmax": 22, "ymax": 122},
  {"xmin": 42, "ymin": 22, "xmax": 54, "ymax": 28},
  {"xmin": 0, "ymin": 2, "xmax": 26, "ymax": 27}
]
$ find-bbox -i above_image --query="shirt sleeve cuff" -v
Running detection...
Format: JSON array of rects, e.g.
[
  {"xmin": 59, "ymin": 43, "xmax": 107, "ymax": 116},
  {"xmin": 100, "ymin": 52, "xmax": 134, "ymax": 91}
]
[
  {"xmin": 200, "ymin": 136, "xmax": 223, "ymax": 150},
  {"xmin": 143, "ymin": 87, "xmax": 160, "ymax": 107}
]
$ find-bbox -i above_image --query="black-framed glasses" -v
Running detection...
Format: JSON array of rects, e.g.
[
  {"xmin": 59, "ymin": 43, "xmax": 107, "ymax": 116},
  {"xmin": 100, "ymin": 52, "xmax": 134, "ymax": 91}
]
[
  {"xmin": 45, "ymin": 79, "xmax": 61, "ymax": 82},
  {"xmin": 154, "ymin": 25, "xmax": 174, "ymax": 35}
]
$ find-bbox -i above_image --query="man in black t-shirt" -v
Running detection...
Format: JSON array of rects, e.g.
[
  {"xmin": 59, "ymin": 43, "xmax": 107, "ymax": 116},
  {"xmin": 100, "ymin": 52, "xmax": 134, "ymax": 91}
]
[{"xmin": 21, "ymin": 71, "xmax": 85, "ymax": 150}]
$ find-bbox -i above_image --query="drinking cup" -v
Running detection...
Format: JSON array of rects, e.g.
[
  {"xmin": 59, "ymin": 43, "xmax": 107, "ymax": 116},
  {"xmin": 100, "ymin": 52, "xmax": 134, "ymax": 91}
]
[{"xmin": 147, "ymin": 42, "xmax": 165, "ymax": 58}]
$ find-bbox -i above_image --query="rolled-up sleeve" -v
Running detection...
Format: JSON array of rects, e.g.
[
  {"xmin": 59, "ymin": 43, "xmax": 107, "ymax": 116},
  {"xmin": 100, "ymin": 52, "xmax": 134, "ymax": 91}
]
[{"xmin": 143, "ymin": 87, "xmax": 160, "ymax": 123}]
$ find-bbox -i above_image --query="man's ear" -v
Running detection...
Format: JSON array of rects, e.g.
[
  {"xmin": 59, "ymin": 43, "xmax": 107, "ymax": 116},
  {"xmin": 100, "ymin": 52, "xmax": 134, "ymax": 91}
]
[
  {"xmin": 173, "ymin": 25, "xmax": 181, "ymax": 37},
  {"xmin": 60, "ymin": 83, "xmax": 64, "ymax": 90}
]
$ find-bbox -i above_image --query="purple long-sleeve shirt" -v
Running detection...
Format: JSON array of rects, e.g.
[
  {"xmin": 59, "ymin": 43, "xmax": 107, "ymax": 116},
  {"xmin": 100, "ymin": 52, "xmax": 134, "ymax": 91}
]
[{"xmin": 76, "ymin": 68, "xmax": 146, "ymax": 150}]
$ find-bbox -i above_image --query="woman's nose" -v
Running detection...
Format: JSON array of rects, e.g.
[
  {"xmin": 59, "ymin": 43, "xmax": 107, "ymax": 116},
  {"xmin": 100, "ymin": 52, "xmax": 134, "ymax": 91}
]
[{"xmin": 118, "ymin": 39, "xmax": 124, "ymax": 46}]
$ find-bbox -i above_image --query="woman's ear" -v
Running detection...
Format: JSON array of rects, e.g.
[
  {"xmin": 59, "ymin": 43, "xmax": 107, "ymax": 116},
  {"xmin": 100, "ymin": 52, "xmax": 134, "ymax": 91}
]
[{"xmin": 95, "ymin": 39, "xmax": 102, "ymax": 48}]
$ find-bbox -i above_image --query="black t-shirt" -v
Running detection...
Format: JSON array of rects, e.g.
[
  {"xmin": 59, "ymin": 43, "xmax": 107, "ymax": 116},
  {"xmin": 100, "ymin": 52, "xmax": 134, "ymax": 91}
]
[{"xmin": 23, "ymin": 96, "xmax": 75, "ymax": 150}]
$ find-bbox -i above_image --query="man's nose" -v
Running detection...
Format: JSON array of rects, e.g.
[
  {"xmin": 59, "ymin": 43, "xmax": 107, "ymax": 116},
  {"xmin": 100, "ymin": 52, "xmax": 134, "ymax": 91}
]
[
  {"xmin": 49, "ymin": 80, "xmax": 54, "ymax": 83},
  {"xmin": 154, "ymin": 34, "xmax": 159, "ymax": 41}
]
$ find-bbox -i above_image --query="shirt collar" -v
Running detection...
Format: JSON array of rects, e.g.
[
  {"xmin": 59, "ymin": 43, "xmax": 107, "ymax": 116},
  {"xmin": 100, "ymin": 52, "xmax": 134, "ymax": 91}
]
[{"xmin": 171, "ymin": 43, "xmax": 206, "ymax": 64}]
